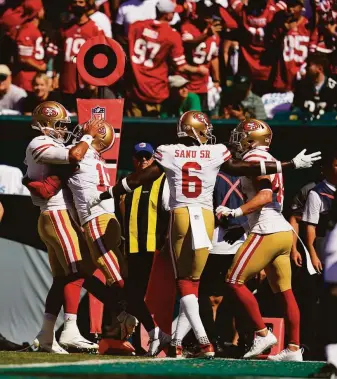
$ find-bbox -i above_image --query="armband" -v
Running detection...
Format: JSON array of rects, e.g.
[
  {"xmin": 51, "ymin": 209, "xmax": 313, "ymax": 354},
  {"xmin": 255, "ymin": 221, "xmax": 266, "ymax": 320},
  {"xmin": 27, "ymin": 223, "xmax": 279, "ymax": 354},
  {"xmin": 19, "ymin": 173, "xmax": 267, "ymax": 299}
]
[
  {"xmin": 260, "ymin": 160, "xmax": 266, "ymax": 176},
  {"xmin": 80, "ymin": 135, "xmax": 93, "ymax": 146},
  {"xmin": 122, "ymin": 177, "xmax": 132, "ymax": 193},
  {"xmin": 276, "ymin": 161, "xmax": 282, "ymax": 173}
]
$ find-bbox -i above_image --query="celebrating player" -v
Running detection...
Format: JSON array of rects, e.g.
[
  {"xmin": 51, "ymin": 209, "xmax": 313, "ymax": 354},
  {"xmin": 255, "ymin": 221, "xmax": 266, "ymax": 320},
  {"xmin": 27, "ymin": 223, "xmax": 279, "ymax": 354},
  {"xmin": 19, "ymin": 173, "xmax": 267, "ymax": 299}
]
[
  {"xmin": 24, "ymin": 101, "xmax": 137, "ymax": 353},
  {"xmin": 216, "ymin": 119, "xmax": 303, "ymax": 361},
  {"xmin": 90, "ymin": 111, "xmax": 321, "ymax": 358},
  {"xmin": 24, "ymin": 101, "xmax": 102, "ymax": 353}
]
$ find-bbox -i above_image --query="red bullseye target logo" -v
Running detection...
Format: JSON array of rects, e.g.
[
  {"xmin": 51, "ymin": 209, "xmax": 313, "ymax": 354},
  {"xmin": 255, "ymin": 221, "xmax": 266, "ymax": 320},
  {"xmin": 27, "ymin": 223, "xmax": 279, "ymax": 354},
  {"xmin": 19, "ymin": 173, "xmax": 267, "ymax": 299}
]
[{"xmin": 76, "ymin": 35, "xmax": 126, "ymax": 86}]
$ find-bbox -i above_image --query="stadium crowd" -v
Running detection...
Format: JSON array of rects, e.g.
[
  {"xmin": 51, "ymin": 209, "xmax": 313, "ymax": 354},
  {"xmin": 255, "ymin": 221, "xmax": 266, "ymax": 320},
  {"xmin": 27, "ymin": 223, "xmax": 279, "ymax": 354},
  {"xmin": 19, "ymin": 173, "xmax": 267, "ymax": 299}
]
[{"xmin": 1, "ymin": 0, "xmax": 337, "ymax": 118}]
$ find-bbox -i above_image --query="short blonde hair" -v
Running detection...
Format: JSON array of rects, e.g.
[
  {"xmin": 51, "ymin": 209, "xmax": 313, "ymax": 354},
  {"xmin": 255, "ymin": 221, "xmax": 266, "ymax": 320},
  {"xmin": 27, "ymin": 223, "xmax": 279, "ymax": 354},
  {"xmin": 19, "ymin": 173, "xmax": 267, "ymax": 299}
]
[{"xmin": 32, "ymin": 72, "xmax": 49, "ymax": 86}]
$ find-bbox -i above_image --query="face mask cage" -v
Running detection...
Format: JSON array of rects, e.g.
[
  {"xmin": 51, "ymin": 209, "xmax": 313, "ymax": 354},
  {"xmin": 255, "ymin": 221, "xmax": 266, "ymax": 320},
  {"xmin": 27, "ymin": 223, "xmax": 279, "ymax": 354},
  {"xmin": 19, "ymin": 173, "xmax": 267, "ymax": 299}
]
[
  {"xmin": 31, "ymin": 118, "xmax": 71, "ymax": 144},
  {"xmin": 72, "ymin": 124, "xmax": 84, "ymax": 144},
  {"xmin": 229, "ymin": 129, "xmax": 247, "ymax": 155},
  {"xmin": 205, "ymin": 124, "xmax": 216, "ymax": 145}
]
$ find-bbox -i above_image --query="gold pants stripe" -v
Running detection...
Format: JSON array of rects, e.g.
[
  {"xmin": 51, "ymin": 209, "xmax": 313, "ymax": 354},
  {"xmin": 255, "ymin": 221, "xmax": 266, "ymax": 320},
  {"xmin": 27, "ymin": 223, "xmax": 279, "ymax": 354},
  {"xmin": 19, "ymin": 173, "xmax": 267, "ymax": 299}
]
[
  {"xmin": 87, "ymin": 216, "xmax": 122, "ymax": 282},
  {"xmin": 38, "ymin": 210, "xmax": 82, "ymax": 276},
  {"xmin": 168, "ymin": 207, "xmax": 214, "ymax": 280},
  {"xmin": 226, "ymin": 231, "xmax": 293, "ymax": 293},
  {"xmin": 227, "ymin": 234, "xmax": 263, "ymax": 283},
  {"xmin": 84, "ymin": 214, "xmax": 125, "ymax": 286}
]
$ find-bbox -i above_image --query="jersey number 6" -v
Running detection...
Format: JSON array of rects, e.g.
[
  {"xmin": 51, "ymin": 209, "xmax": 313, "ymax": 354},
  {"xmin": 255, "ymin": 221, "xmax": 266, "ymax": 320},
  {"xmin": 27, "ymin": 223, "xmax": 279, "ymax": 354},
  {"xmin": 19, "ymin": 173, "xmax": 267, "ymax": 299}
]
[{"xmin": 182, "ymin": 162, "xmax": 202, "ymax": 198}]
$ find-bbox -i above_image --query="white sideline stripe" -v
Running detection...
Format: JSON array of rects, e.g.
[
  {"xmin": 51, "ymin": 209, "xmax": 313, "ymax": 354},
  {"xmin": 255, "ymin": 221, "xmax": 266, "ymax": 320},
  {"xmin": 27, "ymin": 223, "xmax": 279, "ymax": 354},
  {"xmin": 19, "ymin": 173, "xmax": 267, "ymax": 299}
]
[
  {"xmin": 0, "ymin": 358, "xmax": 160, "ymax": 369},
  {"xmin": 0, "ymin": 358, "xmax": 325, "ymax": 369}
]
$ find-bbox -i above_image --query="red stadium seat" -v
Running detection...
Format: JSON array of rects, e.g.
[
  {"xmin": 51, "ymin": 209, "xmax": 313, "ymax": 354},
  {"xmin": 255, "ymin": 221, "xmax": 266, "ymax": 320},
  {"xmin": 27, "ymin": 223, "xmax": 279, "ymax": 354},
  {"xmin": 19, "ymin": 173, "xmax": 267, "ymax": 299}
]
[{"xmin": 256, "ymin": 318, "xmax": 285, "ymax": 359}]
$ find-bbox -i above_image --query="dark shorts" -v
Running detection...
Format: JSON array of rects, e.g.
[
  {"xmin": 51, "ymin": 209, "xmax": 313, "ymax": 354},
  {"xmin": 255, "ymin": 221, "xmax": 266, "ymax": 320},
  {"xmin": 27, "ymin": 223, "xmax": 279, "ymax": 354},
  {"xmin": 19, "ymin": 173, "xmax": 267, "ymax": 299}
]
[{"xmin": 199, "ymin": 254, "xmax": 235, "ymax": 297}]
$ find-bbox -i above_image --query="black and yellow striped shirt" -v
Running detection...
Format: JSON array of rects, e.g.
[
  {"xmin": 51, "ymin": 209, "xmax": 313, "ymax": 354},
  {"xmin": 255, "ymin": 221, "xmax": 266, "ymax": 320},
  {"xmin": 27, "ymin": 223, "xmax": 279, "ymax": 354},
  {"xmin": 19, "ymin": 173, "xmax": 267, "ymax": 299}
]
[{"xmin": 121, "ymin": 174, "xmax": 169, "ymax": 254}]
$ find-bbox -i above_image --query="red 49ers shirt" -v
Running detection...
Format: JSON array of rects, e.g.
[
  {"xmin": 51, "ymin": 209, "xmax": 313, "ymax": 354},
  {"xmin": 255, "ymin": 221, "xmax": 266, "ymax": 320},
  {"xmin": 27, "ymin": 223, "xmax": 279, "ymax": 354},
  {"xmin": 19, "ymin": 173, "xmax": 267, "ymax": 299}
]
[
  {"xmin": 128, "ymin": 19, "xmax": 186, "ymax": 103},
  {"xmin": 13, "ymin": 21, "xmax": 45, "ymax": 92},
  {"xmin": 272, "ymin": 17, "xmax": 317, "ymax": 92},
  {"xmin": 232, "ymin": 0, "xmax": 286, "ymax": 81},
  {"xmin": 181, "ymin": 21, "xmax": 220, "ymax": 94},
  {"xmin": 59, "ymin": 20, "xmax": 101, "ymax": 94}
]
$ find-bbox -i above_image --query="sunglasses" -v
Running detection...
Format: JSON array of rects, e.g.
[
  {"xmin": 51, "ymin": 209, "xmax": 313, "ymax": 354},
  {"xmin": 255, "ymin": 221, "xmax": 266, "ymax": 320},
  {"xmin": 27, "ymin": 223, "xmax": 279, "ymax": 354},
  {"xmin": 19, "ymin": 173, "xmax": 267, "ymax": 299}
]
[
  {"xmin": 0, "ymin": 74, "xmax": 8, "ymax": 82},
  {"xmin": 134, "ymin": 152, "xmax": 153, "ymax": 161}
]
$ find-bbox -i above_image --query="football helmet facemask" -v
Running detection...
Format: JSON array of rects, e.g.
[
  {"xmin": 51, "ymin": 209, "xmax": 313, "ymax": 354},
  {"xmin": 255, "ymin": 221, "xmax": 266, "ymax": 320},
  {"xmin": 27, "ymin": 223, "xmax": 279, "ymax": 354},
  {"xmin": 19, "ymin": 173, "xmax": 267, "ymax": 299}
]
[
  {"xmin": 73, "ymin": 120, "xmax": 115, "ymax": 153},
  {"xmin": 32, "ymin": 101, "xmax": 71, "ymax": 144},
  {"xmin": 31, "ymin": 101, "xmax": 71, "ymax": 143},
  {"xmin": 177, "ymin": 111, "xmax": 216, "ymax": 145},
  {"xmin": 229, "ymin": 118, "xmax": 272, "ymax": 156}
]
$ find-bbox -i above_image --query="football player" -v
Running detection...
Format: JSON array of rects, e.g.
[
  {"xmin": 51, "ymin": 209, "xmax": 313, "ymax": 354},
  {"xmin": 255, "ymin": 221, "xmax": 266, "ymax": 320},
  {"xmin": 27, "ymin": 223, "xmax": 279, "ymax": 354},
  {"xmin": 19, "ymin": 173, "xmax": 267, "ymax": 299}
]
[
  {"xmin": 25, "ymin": 101, "xmax": 102, "ymax": 353},
  {"xmin": 89, "ymin": 111, "xmax": 320, "ymax": 358},
  {"xmin": 25, "ymin": 103, "xmax": 138, "ymax": 352},
  {"xmin": 67, "ymin": 121, "xmax": 138, "ymax": 339},
  {"xmin": 216, "ymin": 119, "xmax": 303, "ymax": 361}
]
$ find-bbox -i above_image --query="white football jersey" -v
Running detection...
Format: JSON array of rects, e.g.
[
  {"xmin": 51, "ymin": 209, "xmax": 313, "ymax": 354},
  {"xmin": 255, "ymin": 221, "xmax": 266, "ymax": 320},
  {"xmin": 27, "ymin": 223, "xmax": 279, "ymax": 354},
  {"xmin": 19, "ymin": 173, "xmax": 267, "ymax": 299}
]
[
  {"xmin": 241, "ymin": 147, "xmax": 292, "ymax": 234},
  {"xmin": 25, "ymin": 136, "xmax": 73, "ymax": 211},
  {"xmin": 67, "ymin": 147, "xmax": 115, "ymax": 226},
  {"xmin": 154, "ymin": 143, "xmax": 231, "ymax": 210}
]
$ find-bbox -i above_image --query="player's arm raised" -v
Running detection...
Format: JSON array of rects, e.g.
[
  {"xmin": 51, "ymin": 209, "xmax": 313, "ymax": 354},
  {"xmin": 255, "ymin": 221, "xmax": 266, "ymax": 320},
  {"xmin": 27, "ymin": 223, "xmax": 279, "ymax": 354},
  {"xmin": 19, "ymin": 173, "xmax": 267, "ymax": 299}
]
[{"xmin": 221, "ymin": 149, "xmax": 321, "ymax": 176}]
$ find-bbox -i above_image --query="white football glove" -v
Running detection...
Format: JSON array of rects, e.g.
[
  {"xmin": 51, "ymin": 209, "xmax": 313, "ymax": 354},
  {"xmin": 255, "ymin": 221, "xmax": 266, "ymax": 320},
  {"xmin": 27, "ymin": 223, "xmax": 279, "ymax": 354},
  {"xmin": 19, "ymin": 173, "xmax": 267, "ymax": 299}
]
[
  {"xmin": 216, "ymin": 206, "xmax": 243, "ymax": 218},
  {"xmin": 292, "ymin": 149, "xmax": 321, "ymax": 169},
  {"xmin": 87, "ymin": 195, "xmax": 102, "ymax": 214}
]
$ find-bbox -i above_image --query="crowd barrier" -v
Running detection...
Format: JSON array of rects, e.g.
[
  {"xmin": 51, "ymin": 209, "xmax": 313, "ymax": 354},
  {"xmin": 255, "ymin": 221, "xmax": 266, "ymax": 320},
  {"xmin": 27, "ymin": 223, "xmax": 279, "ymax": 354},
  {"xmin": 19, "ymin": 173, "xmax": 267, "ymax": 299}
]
[{"xmin": 0, "ymin": 115, "xmax": 336, "ymax": 211}]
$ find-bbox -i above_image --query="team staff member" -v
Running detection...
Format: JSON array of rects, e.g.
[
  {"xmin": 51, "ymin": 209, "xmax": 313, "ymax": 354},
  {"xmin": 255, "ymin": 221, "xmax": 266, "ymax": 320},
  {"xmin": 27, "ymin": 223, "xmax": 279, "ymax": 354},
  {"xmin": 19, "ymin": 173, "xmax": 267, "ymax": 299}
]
[
  {"xmin": 302, "ymin": 151, "xmax": 337, "ymax": 274},
  {"xmin": 120, "ymin": 142, "xmax": 171, "ymax": 356},
  {"xmin": 288, "ymin": 180, "xmax": 318, "ymax": 360},
  {"xmin": 198, "ymin": 172, "xmax": 247, "ymax": 355}
]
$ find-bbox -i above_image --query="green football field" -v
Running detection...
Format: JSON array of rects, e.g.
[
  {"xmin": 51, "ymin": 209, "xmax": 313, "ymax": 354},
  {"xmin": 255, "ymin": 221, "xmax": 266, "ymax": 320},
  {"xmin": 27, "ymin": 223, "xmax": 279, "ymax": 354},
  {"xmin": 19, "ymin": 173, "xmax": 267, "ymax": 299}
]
[{"xmin": 0, "ymin": 352, "xmax": 325, "ymax": 379}]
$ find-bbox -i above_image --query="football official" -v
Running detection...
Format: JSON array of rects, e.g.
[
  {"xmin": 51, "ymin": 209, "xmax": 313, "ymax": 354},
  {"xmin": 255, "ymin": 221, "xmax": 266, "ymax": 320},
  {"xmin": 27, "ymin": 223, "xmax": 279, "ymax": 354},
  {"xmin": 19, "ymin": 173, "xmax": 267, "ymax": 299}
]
[{"xmin": 120, "ymin": 142, "xmax": 171, "ymax": 356}]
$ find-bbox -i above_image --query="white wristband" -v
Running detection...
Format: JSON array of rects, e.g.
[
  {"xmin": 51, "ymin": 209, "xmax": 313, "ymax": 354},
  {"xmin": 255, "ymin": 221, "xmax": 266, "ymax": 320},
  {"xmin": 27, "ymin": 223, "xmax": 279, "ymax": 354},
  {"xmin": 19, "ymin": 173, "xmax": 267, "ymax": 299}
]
[
  {"xmin": 80, "ymin": 134, "xmax": 93, "ymax": 146},
  {"xmin": 121, "ymin": 177, "xmax": 132, "ymax": 193},
  {"xmin": 233, "ymin": 207, "xmax": 243, "ymax": 218},
  {"xmin": 260, "ymin": 160, "xmax": 266, "ymax": 176},
  {"xmin": 276, "ymin": 160, "xmax": 282, "ymax": 173}
]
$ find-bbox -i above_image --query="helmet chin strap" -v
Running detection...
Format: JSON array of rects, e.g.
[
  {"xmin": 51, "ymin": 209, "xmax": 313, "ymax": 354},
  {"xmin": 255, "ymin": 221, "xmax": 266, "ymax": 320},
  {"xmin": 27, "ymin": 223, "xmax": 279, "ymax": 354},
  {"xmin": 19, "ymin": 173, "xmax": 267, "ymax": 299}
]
[{"xmin": 192, "ymin": 128, "xmax": 203, "ymax": 145}]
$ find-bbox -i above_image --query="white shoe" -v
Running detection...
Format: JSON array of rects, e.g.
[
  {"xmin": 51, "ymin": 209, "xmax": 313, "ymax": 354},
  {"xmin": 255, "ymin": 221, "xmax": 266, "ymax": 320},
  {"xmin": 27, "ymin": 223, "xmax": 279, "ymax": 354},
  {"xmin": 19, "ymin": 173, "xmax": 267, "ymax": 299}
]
[
  {"xmin": 146, "ymin": 329, "xmax": 171, "ymax": 357},
  {"xmin": 267, "ymin": 348, "xmax": 303, "ymax": 361},
  {"xmin": 33, "ymin": 332, "xmax": 69, "ymax": 354},
  {"xmin": 243, "ymin": 330, "xmax": 277, "ymax": 359},
  {"xmin": 59, "ymin": 330, "xmax": 98, "ymax": 352}
]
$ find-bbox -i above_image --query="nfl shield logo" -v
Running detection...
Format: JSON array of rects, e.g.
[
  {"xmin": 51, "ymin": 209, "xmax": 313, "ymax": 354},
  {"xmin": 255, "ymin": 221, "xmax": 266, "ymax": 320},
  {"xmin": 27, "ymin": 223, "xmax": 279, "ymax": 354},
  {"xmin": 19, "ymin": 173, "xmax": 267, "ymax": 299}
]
[{"xmin": 91, "ymin": 106, "xmax": 106, "ymax": 120}]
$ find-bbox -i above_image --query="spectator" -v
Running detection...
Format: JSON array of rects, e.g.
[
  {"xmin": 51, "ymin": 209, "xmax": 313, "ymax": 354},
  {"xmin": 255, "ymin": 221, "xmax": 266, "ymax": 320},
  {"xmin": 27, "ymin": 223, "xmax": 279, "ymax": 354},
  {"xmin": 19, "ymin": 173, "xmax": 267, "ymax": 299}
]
[
  {"xmin": 230, "ymin": 0, "xmax": 287, "ymax": 95},
  {"xmin": 12, "ymin": 0, "xmax": 47, "ymax": 93},
  {"xmin": 0, "ymin": 165, "xmax": 29, "ymax": 195},
  {"xmin": 87, "ymin": 0, "xmax": 113, "ymax": 37},
  {"xmin": 160, "ymin": 75, "xmax": 201, "ymax": 118},
  {"xmin": 0, "ymin": 64, "xmax": 27, "ymax": 115},
  {"xmin": 95, "ymin": 0, "xmax": 113, "ymax": 20},
  {"xmin": 292, "ymin": 53, "xmax": 337, "ymax": 118},
  {"xmin": 22, "ymin": 73, "xmax": 62, "ymax": 115},
  {"xmin": 57, "ymin": 0, "xmax": 102, "ymax": 112},
  {"xmin": 271, "ymin": 0, "xmax": 317, "ymax": 93},
  {"xmin": 181, "ymin": 1, "xmax": 221, "ymax": 112},
  {"xmin": 126, "ymin": 0, "xmax": 208, "ymax": 117},
  {"xmin": 114, "ymin": 0, "xmax": 157, "ymax": 43},
  {"xmin": 219, "ymin": 75, "xmax": 267, "ymax": 120}
]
